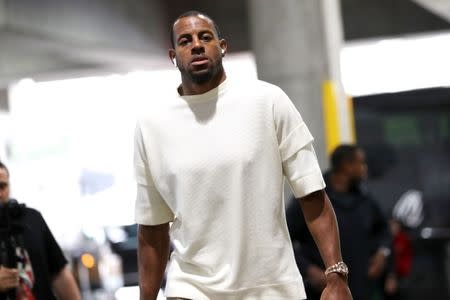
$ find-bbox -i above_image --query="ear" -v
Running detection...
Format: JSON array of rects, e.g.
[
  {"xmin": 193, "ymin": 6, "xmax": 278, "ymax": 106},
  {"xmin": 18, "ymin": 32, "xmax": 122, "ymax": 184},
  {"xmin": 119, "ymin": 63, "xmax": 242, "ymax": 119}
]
[
  {"xmin": 219, "ymin": 39, "xmax": 228, "ymax": 56},
  {"xmin": 168, "ymin": 49, "xmax": 176, "ymax": 65}
]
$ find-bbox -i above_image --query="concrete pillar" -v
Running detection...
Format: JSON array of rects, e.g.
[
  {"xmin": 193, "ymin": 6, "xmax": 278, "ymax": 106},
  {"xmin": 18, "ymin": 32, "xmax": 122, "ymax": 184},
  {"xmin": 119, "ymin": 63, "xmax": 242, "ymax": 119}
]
[
  {"xmin": 0, "ymin": 88, "xmax": 8, "ymax": 112},
  {"xmin": 0, "ymin": 1, "xmax": 6, "ymax": 26},
  {"xmin": 0, "ymin": 88, "xmax": 10, "ymax": 162},
  {"xmin": 248, "ymin": 0, "xmax": 353, "ymax": 169}
]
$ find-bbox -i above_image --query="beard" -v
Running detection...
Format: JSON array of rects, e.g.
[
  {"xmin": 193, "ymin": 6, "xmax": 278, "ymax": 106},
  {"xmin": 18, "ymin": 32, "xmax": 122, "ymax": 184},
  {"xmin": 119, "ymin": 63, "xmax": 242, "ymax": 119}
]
[
  {"xmin": 348, "ymin": 176, "xmax": 364, "ymax": 193},
  {"xmin": 190, "ymin": 69, "xmax": 214, "ymax": 84},
  {"xmin": 180, "ymin": 59, "xmax": 223, "ymax": 84}
]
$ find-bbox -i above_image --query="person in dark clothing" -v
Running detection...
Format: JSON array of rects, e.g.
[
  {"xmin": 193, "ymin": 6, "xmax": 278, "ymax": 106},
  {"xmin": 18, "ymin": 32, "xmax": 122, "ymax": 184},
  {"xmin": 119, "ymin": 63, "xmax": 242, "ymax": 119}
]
[
  {"xmin": 0, "ymin": 161, "xmax": 81, "ymax": 300},
  {"xmin": 287, "ymin": 144, "xmax": 392, "ymax": 300}
]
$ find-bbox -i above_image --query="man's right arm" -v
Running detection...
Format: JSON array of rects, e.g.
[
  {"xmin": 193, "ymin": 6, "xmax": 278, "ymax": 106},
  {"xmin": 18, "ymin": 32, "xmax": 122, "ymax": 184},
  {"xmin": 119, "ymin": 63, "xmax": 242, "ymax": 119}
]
[{"xmin": 138, "ymin": 223, "xmax": 170, "ymax": 300}]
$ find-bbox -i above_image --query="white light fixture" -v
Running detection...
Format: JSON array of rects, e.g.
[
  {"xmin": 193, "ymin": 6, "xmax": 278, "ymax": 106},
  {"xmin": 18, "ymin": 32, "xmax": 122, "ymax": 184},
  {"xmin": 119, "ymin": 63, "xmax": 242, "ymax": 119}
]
[{"xmin": 341, "ymin": 31, "xmax": 450, "ymax": 96}]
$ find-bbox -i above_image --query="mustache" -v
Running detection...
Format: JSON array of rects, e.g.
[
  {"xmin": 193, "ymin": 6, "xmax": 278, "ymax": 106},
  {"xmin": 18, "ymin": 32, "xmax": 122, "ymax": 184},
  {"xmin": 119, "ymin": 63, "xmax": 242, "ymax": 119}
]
[{"xmin": 190, "ymin": 55, "xmax": 210, "ymax": 63}]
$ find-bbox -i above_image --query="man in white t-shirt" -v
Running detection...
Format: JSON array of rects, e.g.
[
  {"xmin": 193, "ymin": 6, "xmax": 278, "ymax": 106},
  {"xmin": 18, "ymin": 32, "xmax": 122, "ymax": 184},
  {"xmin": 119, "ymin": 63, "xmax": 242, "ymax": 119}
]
[{"xmin": 135, "ymin": 10, "xmax": 352, "ymax": 300}]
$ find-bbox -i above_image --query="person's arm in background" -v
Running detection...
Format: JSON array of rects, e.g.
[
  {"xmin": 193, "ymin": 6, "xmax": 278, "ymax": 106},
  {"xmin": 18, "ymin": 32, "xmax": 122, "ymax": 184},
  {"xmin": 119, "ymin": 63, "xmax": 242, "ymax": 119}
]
[
  {"xmin": 367, "ymin": 197, "xmax": 392, "ymax": 279},
  {"xmin": 52, "ymin": 266, "xmax": 81, "ymax": 300},
  {"xmin": 38, "ymin": 209, "xmax": 81, "ymax": 300},
  {"xmin": 286, "ymin": 197, "xmax": 326, "ymax": 292},
  {"xmin": 138, "ymin": 223, "xmax": 170, "ymax": 300}
]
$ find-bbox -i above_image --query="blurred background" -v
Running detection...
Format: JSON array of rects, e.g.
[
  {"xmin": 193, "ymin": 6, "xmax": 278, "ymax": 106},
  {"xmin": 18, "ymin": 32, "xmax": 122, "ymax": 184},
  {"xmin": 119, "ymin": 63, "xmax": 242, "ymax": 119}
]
[{"xmin": 0, "ymin": 0, "xmax": 449, "ymax": 299}]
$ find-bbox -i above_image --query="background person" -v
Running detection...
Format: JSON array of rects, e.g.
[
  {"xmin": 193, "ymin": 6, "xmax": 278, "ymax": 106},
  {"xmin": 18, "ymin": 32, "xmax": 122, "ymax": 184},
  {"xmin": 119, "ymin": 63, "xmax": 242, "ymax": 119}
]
[
  {"xmin": 0, "ymin": 161, "xmax": 81, "ymax": 300},
  {"xmin": 287, "ymin": 145, "xmax": 392, "ymax": 300}
]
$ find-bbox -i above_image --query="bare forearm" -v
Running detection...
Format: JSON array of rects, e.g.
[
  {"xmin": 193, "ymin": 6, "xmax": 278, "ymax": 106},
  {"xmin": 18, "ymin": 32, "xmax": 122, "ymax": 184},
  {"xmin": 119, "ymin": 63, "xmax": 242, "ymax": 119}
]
[
  {"xmin": 299, "ymin": 190, "xmax": 342, "ymax": 268},
  {"xmin": 299, "ymin": 189, "xmax": 352, "ymax": 298},
  {"xmin": 52, "ymin": 266, "xmax": 81, "ymax": 300},
  {"xmin": 138, "ymin": 223, "xmax": 170, "ymax": 300}
]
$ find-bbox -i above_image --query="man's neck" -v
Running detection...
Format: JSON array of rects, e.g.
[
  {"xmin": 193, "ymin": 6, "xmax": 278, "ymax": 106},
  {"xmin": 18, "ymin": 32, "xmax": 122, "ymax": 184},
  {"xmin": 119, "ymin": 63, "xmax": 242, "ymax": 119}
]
[{"xmin": 180, "ymin": 71, "xmax": 226, "ymax": 96}]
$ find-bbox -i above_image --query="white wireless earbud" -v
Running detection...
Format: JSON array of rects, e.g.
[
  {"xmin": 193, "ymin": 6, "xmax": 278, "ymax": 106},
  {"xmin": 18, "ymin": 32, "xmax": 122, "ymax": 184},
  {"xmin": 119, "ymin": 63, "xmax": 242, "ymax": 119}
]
[
  {"xmin": 221, "ymin": 49, "xmax": 225, "ymax": 55},
  {"xmin": 172, "ymin": 58, "xmax": 177, "ymax": 67}
]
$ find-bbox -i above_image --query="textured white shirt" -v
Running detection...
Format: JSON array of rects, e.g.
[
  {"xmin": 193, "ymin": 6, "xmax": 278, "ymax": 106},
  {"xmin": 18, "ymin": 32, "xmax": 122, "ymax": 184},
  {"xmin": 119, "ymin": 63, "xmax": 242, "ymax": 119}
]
[{"xmin": 134, "ymin": 78, "xmax": 325, "ymax": 299}]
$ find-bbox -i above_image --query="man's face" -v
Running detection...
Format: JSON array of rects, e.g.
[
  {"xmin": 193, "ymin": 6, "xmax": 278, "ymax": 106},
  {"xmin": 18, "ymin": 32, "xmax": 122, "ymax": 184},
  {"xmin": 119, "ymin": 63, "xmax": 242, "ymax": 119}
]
[
  {"xmin": 0, "ymin": 168, "xmax": 10, "ymax": 204},
  {"xmin": 342, "ymin": 149, "xmax": 368, "ymax": 182},
  {"xmin": 170, "ymin": 15, "xmax": 226, "ymax": 84},
  {"xmin": 350, "ymin": 149, "xmax": 368, "ymax": 181}
]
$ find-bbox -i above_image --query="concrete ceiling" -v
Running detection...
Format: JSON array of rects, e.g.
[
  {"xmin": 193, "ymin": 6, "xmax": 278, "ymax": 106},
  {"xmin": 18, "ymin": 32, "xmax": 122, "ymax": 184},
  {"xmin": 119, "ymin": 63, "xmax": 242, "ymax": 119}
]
[
  {"xmin": 0, "ymin": 0, "xmax": 449, "ymax": 87},
  {"xmin": 341, "ymin": 0, "xmax": 450, "ymax": 40},
  {"xmin": 0, "ymin": 0, "xmax": 168, "ymax": 86},
  {"xmin": 413, "ymin": 0, "xmax": 450, "ymax": 22}
]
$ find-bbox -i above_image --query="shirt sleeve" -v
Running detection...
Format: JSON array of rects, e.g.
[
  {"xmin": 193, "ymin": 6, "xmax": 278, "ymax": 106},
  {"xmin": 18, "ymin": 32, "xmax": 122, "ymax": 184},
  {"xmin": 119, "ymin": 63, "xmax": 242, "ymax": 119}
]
[
  {"xmin": 272, "ymin": 87, "xmax": 326, "ymax": 198},
  {"xmin": 134, "ymin": 122, "xmax": 174, "ymax": 225},
  {"xmin": 39, "ymin": 212, "xmax": 68, "ymax": 277}
]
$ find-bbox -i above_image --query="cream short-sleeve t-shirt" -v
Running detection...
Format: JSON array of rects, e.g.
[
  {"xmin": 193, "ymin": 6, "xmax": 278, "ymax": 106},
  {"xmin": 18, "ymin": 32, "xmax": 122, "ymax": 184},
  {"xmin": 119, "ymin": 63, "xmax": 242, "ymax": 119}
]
[{"xmin": 134, "ymin": 78, "xmax": 325, "ymax": 300}]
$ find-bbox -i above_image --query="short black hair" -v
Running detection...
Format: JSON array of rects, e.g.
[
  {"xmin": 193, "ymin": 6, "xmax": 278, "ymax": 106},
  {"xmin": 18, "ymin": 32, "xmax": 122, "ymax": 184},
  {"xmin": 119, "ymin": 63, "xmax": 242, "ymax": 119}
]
[
  {"xmin": 330, "ymin": 144, "xmax": 360, "ymax": 171},
  {"xmin": 0, "ymin": 161, "xmax": 9, "ymax": 176},
  {"xmin": 170, "ymin": 10, "xmax": 221, "ymax": 49}
]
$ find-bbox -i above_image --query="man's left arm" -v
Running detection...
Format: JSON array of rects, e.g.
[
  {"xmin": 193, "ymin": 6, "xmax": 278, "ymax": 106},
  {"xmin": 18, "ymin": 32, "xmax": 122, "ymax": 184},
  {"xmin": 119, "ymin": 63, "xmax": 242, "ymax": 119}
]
[
  {"xmin": 283, "ymin": 146, "xmax": 352, "ymax": 299},
  {"xmin": 272, "ymin": 87, "xmax": 351, "ymax": 298},
  {"xmin": 52, "ymin": 266, "xmax": 81, "ymax": 300},
  {"xmin": 299, "ymin": 190, "xmax": 352, "ymax": 299}
]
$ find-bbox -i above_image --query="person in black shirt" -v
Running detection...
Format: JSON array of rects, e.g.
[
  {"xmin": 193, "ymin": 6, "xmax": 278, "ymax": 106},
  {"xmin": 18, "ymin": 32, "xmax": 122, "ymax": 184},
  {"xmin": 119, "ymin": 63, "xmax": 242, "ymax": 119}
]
[
  {"xmin": 287, "ymin": 145, "xmax": 392, "ymax": 300},
  {"xmin": 0, "ymin": 161, "xmax": 81, "ymax": 300}
]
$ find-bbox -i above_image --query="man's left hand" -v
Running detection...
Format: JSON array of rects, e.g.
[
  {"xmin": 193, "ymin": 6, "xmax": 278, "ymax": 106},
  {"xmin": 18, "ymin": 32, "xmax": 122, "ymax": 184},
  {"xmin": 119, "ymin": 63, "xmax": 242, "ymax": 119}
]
[{"xmin": 320, "ymin": 273, "xmax": 352, "ymax": 300}]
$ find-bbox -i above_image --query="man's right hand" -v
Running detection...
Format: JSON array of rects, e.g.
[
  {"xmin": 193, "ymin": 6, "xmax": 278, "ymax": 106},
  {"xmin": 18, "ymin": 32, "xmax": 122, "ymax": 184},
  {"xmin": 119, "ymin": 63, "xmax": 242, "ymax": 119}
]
[
  {"xmin": 307, "ymin": 265, "xmax": 327, "ymax": 291},
  {"xmin": 0, "ymin": 266, "xmax": 19, "ymax": 292}
]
